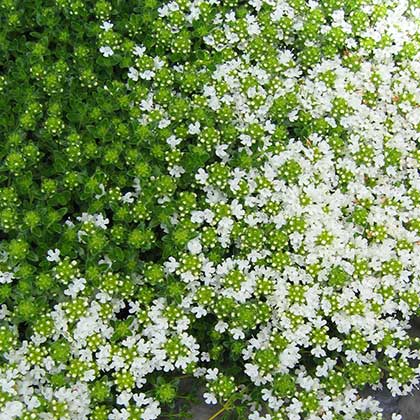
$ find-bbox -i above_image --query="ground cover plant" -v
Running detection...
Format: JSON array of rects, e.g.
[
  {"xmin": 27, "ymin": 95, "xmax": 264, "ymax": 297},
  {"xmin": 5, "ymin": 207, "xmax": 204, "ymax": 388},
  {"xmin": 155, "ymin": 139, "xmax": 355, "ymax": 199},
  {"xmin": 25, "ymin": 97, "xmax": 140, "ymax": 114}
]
[{"xmin": 1, "ymin": 0, "xmax": 420, "ymax": 419}]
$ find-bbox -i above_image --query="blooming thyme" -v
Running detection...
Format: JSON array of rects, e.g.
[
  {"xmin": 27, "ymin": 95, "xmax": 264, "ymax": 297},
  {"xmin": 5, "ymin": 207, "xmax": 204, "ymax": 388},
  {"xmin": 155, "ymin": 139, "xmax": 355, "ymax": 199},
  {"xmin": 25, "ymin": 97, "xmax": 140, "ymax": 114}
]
[{"xmin": 1, "ymin": 0, "xmax": 420, "ymax": 419}]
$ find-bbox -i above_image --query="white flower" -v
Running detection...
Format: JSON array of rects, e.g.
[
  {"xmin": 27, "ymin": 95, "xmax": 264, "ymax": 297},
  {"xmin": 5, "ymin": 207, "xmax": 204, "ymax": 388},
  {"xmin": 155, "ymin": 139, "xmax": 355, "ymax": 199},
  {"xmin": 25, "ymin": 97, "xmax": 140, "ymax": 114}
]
[
  {"xmin": 140, "ymin": 96, "xmax": 154, "ymax": 111},
  {"xmin": 46, "ymin": 248, "xmax": 61, "ymax": 262},
  {"xmin": 191, "ymin": 210, "xmax": 205, "ymax": 224},
  {"xmin": 82, "ymin": 369, "xmax": 96, "ymax": 382},
  {"xmin": 203, "ymin": 392, "xmax": 218, "ymax": 405},
  {"xmin": 195, "ymin": 168, "xmax": 208, "ymax": 184},
  {"xmin": 121, "ymin": 192, "xmax": 135, "ymax": 204},
  {"xmin": 188, "ymin": 122, "xmax": 201, "ymax": 134},
  {"xmin": 387, "ymin": 377, "xmax": 403, "ymax": 397},
  {"xmin": 164, "ymin": 257, "xmax": 179, "ymax": 273},
  {"xmin": 166, "ymin": 135, "xmax": 182, "ymax": 148},
  {"xmin": 95, "ymin": 213, "xmax": 109, "ymax": 229},
  {"xmin": 0, "ymin": 304, "xmax": 10, "ymax": 320},
  {"xmin": 201, "ymin": 352, "xmax": 211, "ymax": 362},
  {"xmin": 279, "ymin": 345, "xmax": 301, "ymax": 369},
  {"xmin": 99, "ymin": 46, "xmax": 114, "ymax": 57},
  {"xmin": 168, "ymin": 165, "xmax": 185, "ymax": 178},
  {"xmin": 215, "ymin": 144, "xmax": 229, "ymax": 160},
  {"xmin": 231, "ymin": 199, "xmax": 245, "ymax": 219},
  {"xmin": 133, "ymin": 393, "xmax": 148, "ymax": 407},
  {"xmin": 25, "ymin": 396, "xmax": 40, "ymax": 411},
  {"xmin": 244, "ymin": 363, "xmax": 261, "ymax": 382},
  {"xmin": 186, "ymin": 6, "xmax": 200, "ymax": 22},
  {"xmin": 128, "ymin": 67, "xmax": 139, "ymax": 81},
  {"xmin": 100, "ymin": 21, "xmax": 113, "ymax": 31},
  {"xmin": 153, "ymin": 56, "xmax": 165, "ymax": 69},
  {"xmin": 205, "ymin": 368, "xmax": 219, "ymax": 381},
  {"xmin": 64, "ymin": 277, "xmax": 86, "ymax": 298},
  {"xmin": 187, "ymin": 238, "xmax": 202, "ymax": 255},
  {"xmin": 142, "ymin": 401, "xmax": 161, "ymax": 420},
  {"xmin": 230, "ymin": 328, "xmax": 245, "ymax": 340},
  {"xmin": 158, "ymin": 118, "xmax": 171, "ymax": 128},
  {"xmin": 2, "ymin": 401, "xmax": 23, "ymax": 419},
  {"xmin": 94, "ymin": 183, "xmax": 106, "ymax": 199},
  {"xmin": 247, "ymin": 15, "xmax": 260, "ymax": 36},
  {"xmin": 117, "ymin": 391, "xmax": 132, "ymax": 407},
  {"xmin": 326, "ymin": 337, "xmax": 342, "ymax": 352},
  {"xmin": 133, "ymin": 45, "xmax": 146, "ymax": 56},
  {"xmin": 139, "ymin": 70, "xmax": 155, "ymax": 80},
  {"xmin": 128, "ymin": 301, "xmax": 140, "ymax": 314}
]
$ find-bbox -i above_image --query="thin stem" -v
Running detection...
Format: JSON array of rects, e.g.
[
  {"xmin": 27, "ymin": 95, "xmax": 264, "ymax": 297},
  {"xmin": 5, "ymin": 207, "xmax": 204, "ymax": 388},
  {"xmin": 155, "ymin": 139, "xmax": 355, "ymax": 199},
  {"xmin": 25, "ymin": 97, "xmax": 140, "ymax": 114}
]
[
  {"xmin": 173, "ymin": 374, "xmax": 191, "ymax": 379},
  {"xmin": 207, "ymin": 405, "xmax": 227, "ymax": 420},
  {"xmin": 206, "ymin": 386, "xmax": 248, "ymax": 420},
  {"xmin": 164, "ymin": 413, "xmax": 192, "ymax": 419}
]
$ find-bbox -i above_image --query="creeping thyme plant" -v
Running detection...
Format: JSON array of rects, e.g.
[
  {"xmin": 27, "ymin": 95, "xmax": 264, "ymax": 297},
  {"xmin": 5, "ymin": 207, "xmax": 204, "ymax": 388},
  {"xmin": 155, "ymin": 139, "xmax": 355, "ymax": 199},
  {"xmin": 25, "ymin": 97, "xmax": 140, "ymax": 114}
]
[{"xmin": 1, "ymin": 0, "xmax": 420, "ymax": 419}]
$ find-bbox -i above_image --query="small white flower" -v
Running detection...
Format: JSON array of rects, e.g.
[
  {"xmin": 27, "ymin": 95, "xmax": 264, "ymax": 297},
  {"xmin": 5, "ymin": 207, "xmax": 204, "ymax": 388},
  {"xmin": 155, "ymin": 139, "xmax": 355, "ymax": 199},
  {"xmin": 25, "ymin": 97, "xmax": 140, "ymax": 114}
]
[
  {"xmin": 205, "ymin": 368, "xmax": 219, "ymax": 381},
  {"xmin": 95, "ymin": 213, "xmax": 109, "ymax": 229},
  {"xmin": 192, "ymin": 306, "xmax": 207, "ymax": 318},
  {"xmin": 94, "ymin": 183, "xmax": 106, "ymax": 199},
  {"xmin": 46, "ymin": 248, "xmax": 61, "ymax": 262},
  {"xmin": 168, "ymin": 165, "xmax": 185, "ymax": 178},
  {"xmin": 128, "ymin": 67, "xmax": 139, "ymax": 81},
  {"xmin": 187, "ymin": 238, "xmax": 202, "ymax": 255},
  {"xmin": 117, "ymin": 391, "xmax": 132, "ymax": 407},
  {"xmin": 133, "ymin": 393, "xmax": 148, "ymax": 407},
  {"xmin": 2, "ymin": 401, "xmax": 24, "ymax": 419},
  {"xmin": 153, "ymin": 56, "xmax": 165, "ymax": 69},
  {"xmin": 231, "ymin": 328, "xmax": 245, "ymax": 340},
  {"xmin": 195, "ymin": 168, "xmax": 208, "ymax": 184},
  {"xmin": 99, "ymin": 46, "xmax": 114, "ymax": 57},
  {"xmin": 215, "ymin": 144, "xmax": 229, "ymax": 160},
  {"xmin": 142, "ymin": 401, "xmax": 161, "ymax": 420},
  {"xmin": 231, "ymin": 199, "xmax": 245, "ymax": 219},
  {"xmin": 100, "ymin": 21, "xmax": 113, "ymax": 31},
  {"xmin": 166, "ymin": 135, "xmax": 182, "ymax": 148},
  {"xmin": 82, "ymin": 369, "xmax": 96, "ymax": 382},
  {"xmin": 139, "ymin": 70, "xmax": 155, "ymax": 80},
  {"xmin": 158, "ymin": 118, "xmax": 171, "ymax": 129},
  {"xmin": 64, "ymin": 277, "xmax": 86, "ymax": 298},
  {"xmin": 188, "ymin": 122, "xmax": 201, "ymax": 134},
  {"xmin": 164, "ymin": 257, "xmax": 179, "ymax": 273},
  {"xmin": 121, "ymin": 192, "xmax": 135, "ymax": 204},
  {"xmin": 203, "ymin": 392, "xmax": 218, "ymax": 405},
  {"xmin": 133, "ymin": 45, "xmax": 146, "ymax": 56},
  {"xmin": 0, "ymin": 304, "xmax": 10, "ymax": 320},
  {"xmin": 387, "ymin": 377, "xmax": 402, "ymax": 397},
  {"xmin": 201, "ymin": 352, "xmax": 211, "ymax": 362},
  {"xmin": 0, "ymin": 270, "xmax": 14, "ymax": 285},
  {"xmin": 25, "ymin": 396, "xmax": 40, "ymax": 411},
  {"xmin": 214, "ymin": 321, "xmax": 228, "ymax": 333}
]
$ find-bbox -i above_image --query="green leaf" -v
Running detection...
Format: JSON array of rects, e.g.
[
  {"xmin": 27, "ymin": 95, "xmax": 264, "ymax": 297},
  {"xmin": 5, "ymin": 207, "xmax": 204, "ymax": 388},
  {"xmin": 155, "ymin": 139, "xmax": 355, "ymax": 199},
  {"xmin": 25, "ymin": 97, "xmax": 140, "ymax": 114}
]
[{"xmin": 27, "ymin": 250, "xmax": 39, "ymax": 262}]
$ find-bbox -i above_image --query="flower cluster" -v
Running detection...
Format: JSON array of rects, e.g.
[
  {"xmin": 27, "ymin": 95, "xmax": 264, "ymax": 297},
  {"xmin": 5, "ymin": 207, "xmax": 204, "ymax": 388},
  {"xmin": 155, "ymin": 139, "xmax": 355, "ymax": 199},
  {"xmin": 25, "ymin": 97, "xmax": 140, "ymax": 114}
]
[{"xmin": 1, "ymin": 0, "xmax": 420, "ymax": 419}]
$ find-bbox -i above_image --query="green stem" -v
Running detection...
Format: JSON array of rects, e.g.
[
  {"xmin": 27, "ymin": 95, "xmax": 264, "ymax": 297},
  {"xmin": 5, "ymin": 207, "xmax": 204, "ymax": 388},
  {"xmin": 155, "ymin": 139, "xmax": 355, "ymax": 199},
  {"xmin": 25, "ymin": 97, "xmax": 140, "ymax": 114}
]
[
  {"xmin": 207, "ymin": 405, "xmax": 228, "ymax": 420},
  {"xmin": 206, "ymin": 387, "xmax": 248, "ymax": 420}
]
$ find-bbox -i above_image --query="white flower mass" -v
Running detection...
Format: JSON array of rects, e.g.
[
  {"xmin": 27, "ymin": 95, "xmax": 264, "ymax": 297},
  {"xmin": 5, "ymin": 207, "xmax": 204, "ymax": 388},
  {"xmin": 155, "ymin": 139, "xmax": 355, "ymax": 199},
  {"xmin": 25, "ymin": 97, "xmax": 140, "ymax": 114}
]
[{"xmin": 2, "ymin": 0, "xmax": 420, "ymax": 419}]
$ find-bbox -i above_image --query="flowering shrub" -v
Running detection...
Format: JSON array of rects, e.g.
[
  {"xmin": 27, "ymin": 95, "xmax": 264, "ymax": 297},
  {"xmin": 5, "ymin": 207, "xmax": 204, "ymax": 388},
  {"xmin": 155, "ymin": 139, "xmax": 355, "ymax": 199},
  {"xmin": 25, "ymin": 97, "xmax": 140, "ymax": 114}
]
[{"xmin": 1, "ymin": 0, "xmax": 420, "ymax": 419}]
